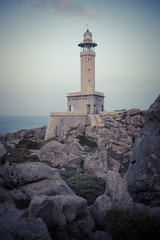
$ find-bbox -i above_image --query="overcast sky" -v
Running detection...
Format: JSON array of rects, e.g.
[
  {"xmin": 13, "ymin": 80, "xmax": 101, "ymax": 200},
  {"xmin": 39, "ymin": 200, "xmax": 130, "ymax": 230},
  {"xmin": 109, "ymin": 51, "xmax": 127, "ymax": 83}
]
[{"xmin": 0, "ymin": 0, "xmax": 160, "ymax": 115}]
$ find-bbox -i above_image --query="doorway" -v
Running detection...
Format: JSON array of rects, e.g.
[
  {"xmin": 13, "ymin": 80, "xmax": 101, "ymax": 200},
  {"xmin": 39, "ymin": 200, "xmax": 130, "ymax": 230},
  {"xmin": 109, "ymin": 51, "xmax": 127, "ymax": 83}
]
[{"xmin": 87, "ymin": 105, "xmax": 90, "ymax": 114}]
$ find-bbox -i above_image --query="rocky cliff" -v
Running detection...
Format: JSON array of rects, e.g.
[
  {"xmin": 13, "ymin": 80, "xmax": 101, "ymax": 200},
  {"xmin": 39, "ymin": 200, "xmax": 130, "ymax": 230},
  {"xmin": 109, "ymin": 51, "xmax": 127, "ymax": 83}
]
[
  {"xmin": 125, "ymin": 95, "xmax": 160, "ymax": 207},
  {"xmin": 1, "ymin": 103, "xmax": 160, "ymax": 240}
]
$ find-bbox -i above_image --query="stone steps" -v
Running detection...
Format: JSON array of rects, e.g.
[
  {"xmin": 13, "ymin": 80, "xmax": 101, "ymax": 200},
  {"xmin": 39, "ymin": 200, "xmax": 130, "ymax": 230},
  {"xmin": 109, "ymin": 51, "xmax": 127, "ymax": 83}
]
[{"xmin": 88, "ymin": 114, "xmax": 104, "ymax": 127}]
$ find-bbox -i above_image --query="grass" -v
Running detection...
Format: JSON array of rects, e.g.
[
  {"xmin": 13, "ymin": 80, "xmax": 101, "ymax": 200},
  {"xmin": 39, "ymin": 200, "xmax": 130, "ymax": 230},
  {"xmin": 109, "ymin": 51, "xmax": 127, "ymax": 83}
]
[
  {"xmin": 104, "ymin": 206, "xmax": 160, "ymax": 240},
  {"xmin": 15, "ymin": 139, "xmax": 40, "ymax": 149},
  {"xmin": 15, "ymin": 136, "xmax": 60, "ymax": 150},
  {"xmin": 76, "ymin": 135, "xmax": 98, "ymax": 148},
  {"xmin": 60, "ymin": 170, "xmax": 106, "ymax": 205},
  {"xmin": 11, "ymin": 155, "xmax": 40, "ymax": 164},
  {"xmin": 68, "ymin": 125, "xmax": 79, "ymax": 132}
]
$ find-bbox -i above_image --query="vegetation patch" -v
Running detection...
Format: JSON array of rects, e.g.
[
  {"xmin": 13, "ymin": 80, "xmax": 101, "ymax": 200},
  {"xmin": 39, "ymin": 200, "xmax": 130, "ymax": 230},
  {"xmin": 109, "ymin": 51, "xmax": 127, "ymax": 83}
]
[
  {"xmin": 59, "ymin": 168, "xmax": 76, "ymax": 181},
  {"xmin": 15, "ymin": 136, "xmax": 61, "ymax": 150},
  {"xmin": 104, "ymin": 206, "xmax": 160, "ymax": 240},
  {"xmin": 68, "ymin": 125, "xmax": 79, "ymax": 133},
  {"xmin": 16, "ymin": 139, "xmax": 40, "ymax": 149},
  {"xmin": 11, "ymin": 155, "xmax": 40, "ymax": 164},
  {"xmin": 76, "ymin": 135, "xmax": 98, "ymax": 148},
  {"xmin": 60, "ymin": 170, "xmax": 106, "ymax": 205}
]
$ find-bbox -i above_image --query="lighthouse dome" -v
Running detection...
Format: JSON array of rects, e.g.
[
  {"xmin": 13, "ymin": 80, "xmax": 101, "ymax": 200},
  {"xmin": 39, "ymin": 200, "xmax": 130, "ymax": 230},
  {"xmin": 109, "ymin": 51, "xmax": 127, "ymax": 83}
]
[{"xmin": 83, "ymin": 29, "xmax": 92, "ymax": 41}]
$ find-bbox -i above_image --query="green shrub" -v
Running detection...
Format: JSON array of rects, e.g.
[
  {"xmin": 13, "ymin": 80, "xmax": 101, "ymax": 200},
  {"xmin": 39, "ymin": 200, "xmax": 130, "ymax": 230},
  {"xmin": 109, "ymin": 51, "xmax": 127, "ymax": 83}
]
[
  {"xmin": 16, "ymin": 137, "xmax": 61, "ymax": 150},
  {"xmin": 59, "ymin": 169, "xmax": 76, "ymax": 181},
  {"xmin": 11, "ymin": 155, "xmax": 40, "ymax": 163},
  {"xmin": 63, "ymin": 173, "xmax": 106, "ymax": 205},
  {"xmin": 16, "ymin": 139, "xmax": 40, "ymax": 149},
  {"xmin": 104, "ymin": 206, "xmax": 160, "ymax": 240},
  {"xmin": 76, "ymin": 135, "xmax": 98, "ymax": 148}
]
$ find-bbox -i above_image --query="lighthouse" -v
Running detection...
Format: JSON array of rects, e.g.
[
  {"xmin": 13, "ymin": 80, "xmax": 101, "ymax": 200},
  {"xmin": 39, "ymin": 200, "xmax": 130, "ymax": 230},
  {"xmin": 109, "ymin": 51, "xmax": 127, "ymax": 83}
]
[
  {"xmin": 67, "ymin": 28, "xmax": 104, "ymax": 114},
  {"xmin": 78, "ymin": 29, "xmax": 97, "ymax": 93},
  {"xmin": 45, "ymin": 28, "xmax": 105, "ymax": 140}
]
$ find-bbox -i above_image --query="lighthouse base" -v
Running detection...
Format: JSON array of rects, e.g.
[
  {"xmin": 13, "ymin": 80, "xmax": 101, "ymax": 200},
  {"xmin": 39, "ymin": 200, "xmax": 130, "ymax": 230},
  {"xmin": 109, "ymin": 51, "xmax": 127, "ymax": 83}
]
[
  {"xmin": 44, "ymin": 112, "xmax": 105, "ymax": 140},
  {"xmin": 67, "ymin": 91, "xmax": 104, "ymax": 114}
]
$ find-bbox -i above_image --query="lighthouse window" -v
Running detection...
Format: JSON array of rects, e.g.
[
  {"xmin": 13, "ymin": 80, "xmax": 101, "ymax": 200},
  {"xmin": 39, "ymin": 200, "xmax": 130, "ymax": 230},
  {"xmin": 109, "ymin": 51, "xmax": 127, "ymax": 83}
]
[
  {"xmin": 88, "ymin": 58, "xmax": 90, "ymax": 61},
  {"xmin": 88, "ymin": 68, "xmax": 90, "ymax": 71},
  {"xmin": 88, "ymin": 79, "xmax": 90, "ymax": 82}
]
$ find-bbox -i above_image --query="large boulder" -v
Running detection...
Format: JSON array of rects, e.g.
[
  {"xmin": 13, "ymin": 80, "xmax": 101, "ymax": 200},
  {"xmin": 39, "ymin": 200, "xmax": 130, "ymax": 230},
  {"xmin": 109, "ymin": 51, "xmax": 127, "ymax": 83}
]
[
  {"xmin": 29, "ymin": 195, "xmax": 66, "ymax": 228},
  {"xmin": 37, "ymin": 139, "xmax": 82, "ymax": 169},
  {"xmin": 105, "ymin": 171, "xmax": 133, "ymax": 207},
  {"xmin": 90, "ymin": 194, "xmax": 112, "ymax": 228},
  {"xmin": 28, "ymin": 194, "xmax": 95, "ymax": 240},
  {"xmin": 53, "ymin": 195, "xmax": 88, "ymax": 222},
  {"xmin": 0, "ymin": 214, "xmax": 52, "ymax": 240},
  {"xmin": 53, "ymin": 194, "xmax": 95, "ymax": 239},
  {"xmin": 0, "ymin": 162, "xmax": 75, "ymax": 209},
  {"xmin": 125, "ymin": 95, "xmax": 160, "ymax": 206},
  {"xmin": 84, "ymin": 147, "xmax": 120, "ymax": 177},
  {"xmin": 90, "ymin": 171, "xmax": 132, "ymax": 228},
  {"xmin": 12, "ymin": 218, "xmax": 52, "ymax": 240},
  {"xmin": 84, "ymin": 147, "xmax": 108, "ymax": 176}
]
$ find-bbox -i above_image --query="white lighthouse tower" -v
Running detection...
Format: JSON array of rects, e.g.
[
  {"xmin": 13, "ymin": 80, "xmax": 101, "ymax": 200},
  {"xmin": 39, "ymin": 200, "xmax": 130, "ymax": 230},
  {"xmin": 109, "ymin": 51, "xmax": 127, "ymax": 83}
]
[
  {"xmin": 67, "ymin": 28, "xmax": 104, "ymax": 114},
  {"xmin": 79, "ymin": 29, "xmax": 97, "ymax": 93}
]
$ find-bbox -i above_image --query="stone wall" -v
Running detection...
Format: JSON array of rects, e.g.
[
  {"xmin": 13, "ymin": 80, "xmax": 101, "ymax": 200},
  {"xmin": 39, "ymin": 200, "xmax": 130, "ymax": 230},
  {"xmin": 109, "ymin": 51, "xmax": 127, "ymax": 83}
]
[
  {"xmin": 45, "ymin": 112, "xmax": 89, "ymax": 140},
  {"xmin": 45, "ymin": 109, "xmax": 147, "ymax": 141}
]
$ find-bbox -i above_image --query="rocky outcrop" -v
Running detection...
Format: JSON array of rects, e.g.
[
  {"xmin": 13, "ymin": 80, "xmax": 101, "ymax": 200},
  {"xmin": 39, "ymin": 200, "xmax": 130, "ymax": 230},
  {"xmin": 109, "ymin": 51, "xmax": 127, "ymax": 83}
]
[
  {"xmin": 84, "ymin": 109, "xmax": 146, "ymax": 174},
  {"xmin": 28, "ymin": 194, "xmax": 95, "ymax": 240},
  {"xmin": 0, "ymin": 142, "xmax": 7, "ymax": 163},
  {"xmin": 84, "ymin": 147, "xmax": 120, "ymax": 177},
  {"xmin": 125, "ymin": 95, "xmax": 160, "ymax": 207},
  {"xmin": 8, "ymin": 218, "xmax": 52, "ymax": 240},
  {"xmin": 5, "ymin": 126, "xmax": 47, "ymax": 142},
  {"xmin": 37, "ymin": 138, "xmax": 82, "ymax": 169},
  {"xmin": 3, "ymin": 108, "xmax": 146, "ymax": 176},
  {"xmin": 90, "ymin": 194, "xmax": 112, "ymax": 228},
  {"xmin": 105, "ymin": 171, "xmax": 133, "ymax": 207},
  {"xmin": 0, "ymin": 161, "xmax": 75, "ymax": 209},
  {"xmin": 28, "ymin": 195, "xmax": 66, "ymax": 228},
  {"xmin": 90, "ymin": 171, "xmax": 133, "ymax": 228},
  {"xmin": 0, "ymin": 135, "xmax": 7, "ymax": 163}
]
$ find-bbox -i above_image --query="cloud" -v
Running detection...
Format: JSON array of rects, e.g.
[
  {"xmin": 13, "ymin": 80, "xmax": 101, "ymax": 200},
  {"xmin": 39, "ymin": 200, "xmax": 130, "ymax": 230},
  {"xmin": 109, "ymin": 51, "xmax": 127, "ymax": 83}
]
[
  {"xmin": 80, "ymin": 11, "xmax": 103, "ymax": 18},
  {"xmin": 26, "ymin": 0, "xmax": 103, "ymax": 18}
]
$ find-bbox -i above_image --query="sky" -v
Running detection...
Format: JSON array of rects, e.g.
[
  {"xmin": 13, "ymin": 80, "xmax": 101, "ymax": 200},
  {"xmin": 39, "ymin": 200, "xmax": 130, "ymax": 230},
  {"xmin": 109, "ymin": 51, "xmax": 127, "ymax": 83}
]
[{"xmin": 0, "ymin": 0, "xmax": 160, "ymax": 115}]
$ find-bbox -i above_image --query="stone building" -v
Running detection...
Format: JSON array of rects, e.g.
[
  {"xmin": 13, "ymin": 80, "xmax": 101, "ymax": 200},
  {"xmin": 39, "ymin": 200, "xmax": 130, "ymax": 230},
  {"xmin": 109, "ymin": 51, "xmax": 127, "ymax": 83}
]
[{"xmin": 45, "ymin": 29, "xmax": 105, "ymax": 140}]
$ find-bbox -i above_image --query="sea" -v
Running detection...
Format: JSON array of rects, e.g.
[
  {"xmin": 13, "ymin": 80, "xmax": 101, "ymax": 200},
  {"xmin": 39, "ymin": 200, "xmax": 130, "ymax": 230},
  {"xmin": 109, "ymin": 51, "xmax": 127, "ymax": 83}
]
[{"xmin": 0, "ymin": 115, "xmax": 49, "ymax": 136}]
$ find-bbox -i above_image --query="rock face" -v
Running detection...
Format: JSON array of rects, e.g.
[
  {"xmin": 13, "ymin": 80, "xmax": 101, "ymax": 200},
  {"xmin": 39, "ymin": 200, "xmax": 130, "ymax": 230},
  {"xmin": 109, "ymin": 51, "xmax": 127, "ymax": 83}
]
[
  {"xmin": 105, "ymin": 171, "xmax": 133, "ymax": 207},
  {"xmin": 28, "ymin": 194, "xmax": 94, "ymax": 240},
  {"xmin": 84, "ymin": 109, "xmax": 146, "ymax": 175},
  {"xmin": 3, "ymin": 108, "xmax": 146, "ymax": 176},
  {"xmin": 90, "ymin": 171, "xmax": 133, "ymax": 228},
  {"xmin": 84, "ymin": 147, "xmax": 120, "ymax": 177},
  {"xmin": 125, "ymin": 95, "xmax": 160, "ymax": 207},
  {"xmin": 12, "ymin": 218, "xmax": 52, "ymax": 240},
  {"xmin": 37, "ymin": 138, "xmax": 82, "ymax": 169},
  {"xmin": 0, "ymin": 142, "xmax": 7, "ymax": 163},
  {"xmin": 5, "ymin": 126, "xmax": 47, "ymax": 142},
  {"xmin": 28, "ymin": 195, "xmax": 66, "ymax": 228},
  {"xmin": 0, "ymin": 161, "xmax": 75, "ymax": 208}
]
